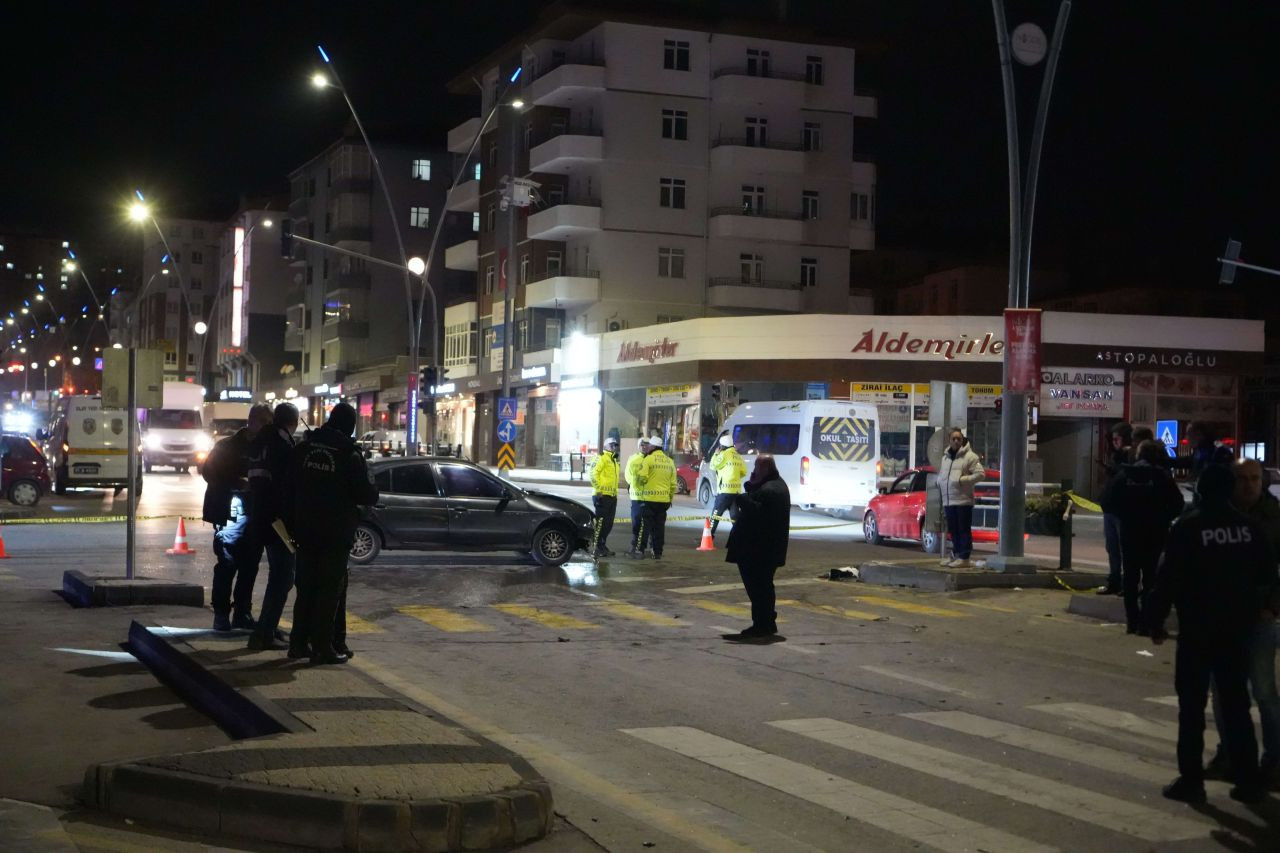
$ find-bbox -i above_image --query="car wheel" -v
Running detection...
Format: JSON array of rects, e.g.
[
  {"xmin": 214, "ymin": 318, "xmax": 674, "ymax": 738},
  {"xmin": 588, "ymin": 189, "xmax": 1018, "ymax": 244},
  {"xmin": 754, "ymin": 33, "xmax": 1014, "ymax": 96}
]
[
  {"xmin": 53, "ymin": 465, "xmax": 68, "ymax": 495},
  {"xmin": 676, "ymin": 476, "xmax": 690, "ymax": 496},
  {"xmin": 863, "ymin": 510, "xmax": 884, "ymax": 545},
  {"xmin": 921, "ymin": 523, "xmax": 941, "ymax": 554},
  {"xmin": 8, "ymin": 479, "xmax": 40, "ymax": 507},
  {"xmin": 697, "ymin": 479, "xmax": 713, "ymax": 507},
  {"xmin": 349, "ymin": 523, "xmax": 381, "ymax": 564},
  {"xmin": 532, "ymin": 524, "xmax": 574, "ymax": 567}
]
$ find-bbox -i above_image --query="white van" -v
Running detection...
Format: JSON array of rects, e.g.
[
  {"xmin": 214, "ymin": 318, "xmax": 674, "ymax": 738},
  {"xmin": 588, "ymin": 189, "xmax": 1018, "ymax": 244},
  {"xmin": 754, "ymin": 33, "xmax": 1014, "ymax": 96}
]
[
  {"xmin": 43, "ymin": 396, "xmax": 141, "ymax": 495},
  {"xmin": 697, "ymin": 400, "xmax": 880, "ymax": 512}
]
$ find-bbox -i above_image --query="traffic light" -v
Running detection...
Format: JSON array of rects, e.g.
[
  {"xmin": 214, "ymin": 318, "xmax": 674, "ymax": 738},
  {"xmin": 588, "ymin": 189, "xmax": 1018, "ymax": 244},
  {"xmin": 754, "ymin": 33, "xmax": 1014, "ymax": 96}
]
[
  {"xmin": 280, "ymin": 219, "xmax": 294, "ymax": 258},
  {"xmin": 417, "ymin": 365, "xmax": 437, "ymax": 411}
]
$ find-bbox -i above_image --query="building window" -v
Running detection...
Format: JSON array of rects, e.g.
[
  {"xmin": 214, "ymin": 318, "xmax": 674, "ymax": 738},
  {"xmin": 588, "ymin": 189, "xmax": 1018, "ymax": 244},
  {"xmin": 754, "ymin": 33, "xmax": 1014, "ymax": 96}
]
[
  {"xmin": 472, "ymin": 211, "xmax": 480, "ymax": 232},
  {"xmin": 739, "ymin": 252, "xmax": 763, "ymax": 283},
  {"xmin": 656, "ymin": 314, "xmax": 684, "ymax": 324},
  {"xmin": 663, "ymin": 39, "xmax": 690, "ymax": 71},
  {"xmin": 187, "ymin": 351, "xmax": 196, "ymax": 366},
  {"xmin": 802, "ymin": 191, "xmax": 820, "ymax": 221},
  {"xmin": 304, "ymin": 352, "xmax": 310, "ymax": 373},
  {"xmin": 191, "ymin": 251, "xmax": 203, "ymax": 264},
  {"xmin": 657, "ymin": 247, "xmax": 685, "ymax": 279},
  {"xmin": 659, "ymin": 177, "xmax": 687, "ymax": 209},
  {"xmin": 852, "ymin": 192, "xmax": 873, "ymax": 222},
  {"xmin": 474, "ymin": 162, "xmax": 481, "ymax": 181},
  {"xmin": 803, "ymin": 122, "xmax": 822, "ymax": 152},
  {"xmin": 169, "ymin": 225, "xmax": 182, "ymax": 238},
  {"xmin": 661, "ymin": 108, "xmax": 688, "ymax": 140},
  {"xmin": 805, "ymin": 55, "xmax": 824, "ymax": 85},
  {"xmin": 164, "ymin": 351, "xmax": 177, "ymax": 365},
  {"xmin": 741, "ymin": 185, "xmax": 765, "ymax": 215},
  {"xmin": 746, "ymin": 48, "xmax": 771, "ymax": 77},
  {"xmin": 546, "ymin": 250, "xmax": 562, "ymax": 278},
  {"xmin": 191, "ymin": 278, "xmax": 202, "ymax": 290},
  {"xmin": 306, "ymin": 266, "xmax": 314, "ymax": 285},
  {"xmin": 801, "ymin": 257, "xmax": 817, "ymax": 288},
  {"xmin": 485, "ymin": 204, "xmax": 496, "ymax": 232},
  {"xmin": 520, "ymin": 254, "xmax": 530, "ymax": 285},
  {"xmin": 485, "ymin": 265, "xmax": 495, "ymax": 295},
  {"xmin": 745, "ymin": 116, "xmax": 768, "ymax": 147},
  {"xmin": 410, "ymin": 206, "xmax": 430, "ymax": 228},
  {"xmin": 412, "ymin": 159, "xmax": 431, "ymax": 180},
  {"xmin": 322, "ymin": 258, "xmax": 330, "ymax": 279},
  {"xmin": 547, "ymin": 186, "xmax": 564, "ymax": 206},
  {"xmin": 487, "ymin": 142, "xmax": 496, "ymax": 168}
]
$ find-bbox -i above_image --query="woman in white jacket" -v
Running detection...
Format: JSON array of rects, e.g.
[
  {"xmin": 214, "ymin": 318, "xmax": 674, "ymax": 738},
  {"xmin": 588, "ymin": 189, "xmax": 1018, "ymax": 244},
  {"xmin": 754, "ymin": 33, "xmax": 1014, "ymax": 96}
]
[{"xmin": 937, "ymin": 428, "xmax": 986, "ymax": 567}]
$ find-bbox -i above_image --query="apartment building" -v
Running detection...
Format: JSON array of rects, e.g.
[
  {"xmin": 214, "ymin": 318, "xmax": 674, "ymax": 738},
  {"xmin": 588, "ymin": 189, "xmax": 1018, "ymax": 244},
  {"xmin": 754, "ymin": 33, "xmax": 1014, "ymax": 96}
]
[
  {"xmin": 283, "ymin": 135, "xmax": 471, "ymax": 430},
  {"xmin": 210, "ymin": 205, "xmax": 292, "ymax": 399},
  {"xmin": 138, "ymin": 218, "xmax": 220, "ymax": 387},
  {"xmin": 439, "ymin": 9, "xmax": 877, "ymax": 465}
]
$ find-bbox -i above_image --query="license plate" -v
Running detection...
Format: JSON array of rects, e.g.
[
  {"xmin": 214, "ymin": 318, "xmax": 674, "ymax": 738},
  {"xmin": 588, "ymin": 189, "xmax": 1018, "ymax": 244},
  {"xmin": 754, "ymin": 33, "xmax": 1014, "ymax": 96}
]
[{"xmin": 73, "ymin": 464, "xmax": 99, "ymax": 475}]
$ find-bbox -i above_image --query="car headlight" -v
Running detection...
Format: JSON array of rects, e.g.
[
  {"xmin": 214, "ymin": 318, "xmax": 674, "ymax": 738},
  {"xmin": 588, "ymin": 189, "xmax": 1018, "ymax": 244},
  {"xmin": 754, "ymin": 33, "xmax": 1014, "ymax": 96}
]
[
  {"xmin": 142, "ymin": 433, "xmax": 163, "ymax": 450},
  {"xmin": 195, "ymin": 432, "xmax": 214, "ymax": 452}
]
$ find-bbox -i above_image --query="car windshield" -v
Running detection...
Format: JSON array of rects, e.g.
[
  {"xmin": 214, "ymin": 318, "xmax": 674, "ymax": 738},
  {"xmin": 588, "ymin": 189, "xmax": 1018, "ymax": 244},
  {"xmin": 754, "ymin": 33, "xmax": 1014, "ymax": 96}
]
[{"xmin": 150, "ymin": 410, "xmax": 200, "ymax": 429}]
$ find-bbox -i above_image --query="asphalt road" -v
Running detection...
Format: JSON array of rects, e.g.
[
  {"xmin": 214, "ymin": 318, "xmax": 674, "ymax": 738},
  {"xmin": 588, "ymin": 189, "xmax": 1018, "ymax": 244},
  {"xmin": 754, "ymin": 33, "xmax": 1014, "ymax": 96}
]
[{"xmin": 8, "ymin": 472, "xmax": 1254, "ymax": 852}]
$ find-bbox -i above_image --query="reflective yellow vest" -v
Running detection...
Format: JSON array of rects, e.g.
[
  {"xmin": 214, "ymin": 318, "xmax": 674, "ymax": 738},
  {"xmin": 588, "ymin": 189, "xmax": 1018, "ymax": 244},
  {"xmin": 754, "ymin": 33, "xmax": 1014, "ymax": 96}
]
[
  {"xmin": 635, "ymin": 450, "xmax": 676, "ymax": 504},
  {"xmin": 625, "ymin": 451, "xmax": 646, "ymax": 492},
  {"xmin": 710, "ymin": 447, "xmax": 747, "ymax": 494},
  {"xmin": 590, "ymin": 451, "xmax": 619, "ymax": 497}
]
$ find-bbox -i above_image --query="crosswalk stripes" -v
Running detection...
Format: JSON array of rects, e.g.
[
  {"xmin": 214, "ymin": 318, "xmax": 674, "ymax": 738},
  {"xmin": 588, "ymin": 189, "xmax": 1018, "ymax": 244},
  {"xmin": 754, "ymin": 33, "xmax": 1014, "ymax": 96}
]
[
  {"xmin": 1027, "ymin": 701, "xmax": 1224, "ymax": 751},
  {"xmin": 622, "ymin": 726, "xmax": 1056, "ymax": 853},
  {"xmin": 777, "ymin": 598, "xmax": 884, "ymax": 622},
  {"xmin": 769, "ymin": 717, "xmax": 1207, "ymax": 842},
  {"xmin": 343, "ymin": 612, "xmax": 383, "ymax": 634},
  {"xmin": 860, "ymin": 665, "xmax": 973, "ymax": 698},
  {"xmin": 399, "ymin": 605, "xmax": 494, "ymax": 633},
  {"xmin": 904, "ymin": 710, "xmax": 1173, "ymax": 785},
  {"xmin": 589, "ymin": 600, "xmax": 687, "ymax": 627},
  {"xmin": 949, "ymin": 598, "xmax": 1019, "ymax": 614},
  {"xmin": 491, "ymin": 603, "xmax": 599, "ymax": 630},
  {"xmin": 848, "ymin": 594, "xmax": 969, "ymax": 618}
]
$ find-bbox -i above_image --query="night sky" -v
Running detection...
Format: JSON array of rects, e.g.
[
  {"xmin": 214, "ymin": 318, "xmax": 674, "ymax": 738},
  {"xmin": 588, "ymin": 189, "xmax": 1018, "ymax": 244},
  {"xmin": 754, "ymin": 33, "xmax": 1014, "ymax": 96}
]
[{"xmin": 2, "ymin": 0, "xmax": 1277, "ymax": 293}]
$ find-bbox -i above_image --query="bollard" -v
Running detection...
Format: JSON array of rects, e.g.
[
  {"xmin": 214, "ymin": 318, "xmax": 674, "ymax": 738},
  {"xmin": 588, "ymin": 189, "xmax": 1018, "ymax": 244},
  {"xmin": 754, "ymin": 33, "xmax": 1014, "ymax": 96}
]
[{"xmin": 1058, "ymin": 478, "xmax": 1073, "ymax": 570}]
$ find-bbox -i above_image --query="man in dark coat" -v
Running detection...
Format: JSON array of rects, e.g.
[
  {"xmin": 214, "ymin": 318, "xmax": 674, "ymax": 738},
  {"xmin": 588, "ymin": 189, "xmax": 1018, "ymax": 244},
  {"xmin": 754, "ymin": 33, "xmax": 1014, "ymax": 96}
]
[
  {"xmin": 1100, "ymin": 439, "xmax": 1185, "ymax": 633},
  {"xmin": 1145, "ymin": 464, "xmax": 1277, "ymax": 805},
  {"xmin": 1097, "ymin": 422, "xmax": 1133, "ymax": 595},
  {"xmin": 204, "ymin": 403, "xmax": 272, "ymax": 632},
  {"xmin": 286, "ymin": 403, "xmax": 378, "ymax": 665},
  {"xmin": 725, "ymin": 454, "xmax": 790, "ymax": 639},
  {"xmin": 243, "ymin": 402, "xmax": 299, "ymax": 651}
]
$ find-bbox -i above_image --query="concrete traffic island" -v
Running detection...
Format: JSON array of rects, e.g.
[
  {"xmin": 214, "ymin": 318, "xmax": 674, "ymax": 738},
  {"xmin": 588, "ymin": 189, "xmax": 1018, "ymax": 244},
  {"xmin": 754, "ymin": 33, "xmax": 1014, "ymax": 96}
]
[
  {"xmin": 855, "ymin": 556, "xmax": 1104, "ymax": 592},
  {"xmin": 83, "ymin": 625, "xmax": 553, "ymax": 851},
  {"xmin": 61, "ymin": 569, "xmax": 205, "ymax": 608}
]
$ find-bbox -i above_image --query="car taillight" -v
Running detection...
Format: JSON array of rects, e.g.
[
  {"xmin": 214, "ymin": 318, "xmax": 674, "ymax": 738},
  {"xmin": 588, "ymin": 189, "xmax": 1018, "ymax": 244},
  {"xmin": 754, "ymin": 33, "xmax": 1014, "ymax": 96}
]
[{"xmin": 800, "ymin": 455, "xmax": 810, "ymax": 485}]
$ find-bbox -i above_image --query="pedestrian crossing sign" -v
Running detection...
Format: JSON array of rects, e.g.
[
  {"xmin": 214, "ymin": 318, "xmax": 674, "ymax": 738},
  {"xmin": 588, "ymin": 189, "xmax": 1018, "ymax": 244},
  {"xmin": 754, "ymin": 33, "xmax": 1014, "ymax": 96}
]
[
  {"xmin": 1155, "ymin": 419, "xmax": 1178, "ymax": 456},
  {"xmin": 498, "ymin": 397, "xmax": 517, "ymax": 421}
]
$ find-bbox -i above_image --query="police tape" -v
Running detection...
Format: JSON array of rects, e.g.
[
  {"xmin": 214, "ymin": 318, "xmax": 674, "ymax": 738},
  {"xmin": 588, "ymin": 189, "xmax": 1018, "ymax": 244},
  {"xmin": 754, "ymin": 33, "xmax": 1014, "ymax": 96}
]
[
  {"xmin": 1064, "ymin": 491, "xmax": 1102, "ymax": 513},
  {"xmin": 0, "ymin": 514, "xmax": 205, "ymax": 526},
  {"xmin": 616, "ymin": 513, "xmax": 860, "ymax": 531},
  {"xmin": 1053, "ymin": 574, "xmax": 1099, "ymax": 594}
]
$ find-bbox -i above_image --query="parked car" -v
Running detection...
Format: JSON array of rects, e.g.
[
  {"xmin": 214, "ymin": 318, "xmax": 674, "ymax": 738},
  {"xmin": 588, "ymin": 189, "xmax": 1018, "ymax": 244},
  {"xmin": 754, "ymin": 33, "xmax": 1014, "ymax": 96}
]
[
  {"xmin": 359, "ymin": 430, "xmax": 409, "ymax": 458},
  {"xmin": 351, "ymin": 457, "xmax": 595, "ymax": 566},
  {"xmin": 675, "ymin": 462, "xmax": 698, "ymax": 496},
  {"xmin": 862, "ymin": 465, "xmax": 1001, "ymax": 553},
  {"xmin": 1, "ymin": 433, "xmax": 52, "ymax": 506}
]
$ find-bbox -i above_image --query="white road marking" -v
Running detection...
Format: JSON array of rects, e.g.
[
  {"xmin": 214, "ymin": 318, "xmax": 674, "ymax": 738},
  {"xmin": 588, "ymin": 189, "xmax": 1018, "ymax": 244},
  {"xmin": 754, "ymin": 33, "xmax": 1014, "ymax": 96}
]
[
  {"xmin": 905, "ymin": 710, "xmax": 1172, "ymax": 784},
  {"xmin": 666, "ymin": 578, "xmax": 823, "ymax": 594},
  {"xmin": 1028, "ymin": 702, "xmax": 1222, "ymax": 750},
  {"xmin": 859, "ymin": 665, "xmax": 974, "ymax": 697},
  {"xmin": 622, "ymin": 726, "xmax": 1055, "ymax": 853},
  {"xmin": 770, "ymin": 718, "xmax": 1207, "ymax": 842}
]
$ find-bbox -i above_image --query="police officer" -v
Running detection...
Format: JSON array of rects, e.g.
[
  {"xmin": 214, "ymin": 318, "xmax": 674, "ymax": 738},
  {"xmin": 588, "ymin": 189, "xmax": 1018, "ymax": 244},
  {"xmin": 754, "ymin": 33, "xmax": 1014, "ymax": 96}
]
[
  {"xmin": 708, "ymin": 433, "xmax": 747, "ymax": 542},
  {"xmin": 287, "ymin": 403, "xmax": 378, "ymax": 665},
  {"xmin": 244, "ymin": 402, "xmax": 299, "ymax": 651},
  {"xmin": 590, "ymin": 436, "xmax": 620, "ymax": 556},
  {"xmin": 633, "ymin": 435, "xmax": 676, "ymax": 560},
  {"xmin": 624, "ymin": 437, "xmax": 651, "ymax": 557},
  {"xmin": 204, "ymin": 403, "xmax": 272, "ymax": 632},
  {"xmin": 1145, "ymin": 464, "xmax": 1278, "ymax": 805}
]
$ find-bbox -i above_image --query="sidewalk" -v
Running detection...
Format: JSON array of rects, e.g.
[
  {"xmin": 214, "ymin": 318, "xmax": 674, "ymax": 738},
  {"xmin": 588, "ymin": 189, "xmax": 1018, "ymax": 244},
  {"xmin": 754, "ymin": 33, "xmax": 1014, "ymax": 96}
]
[{"xmin": 83, "ymin": 622, "xmax": 553, "ymax": 851}]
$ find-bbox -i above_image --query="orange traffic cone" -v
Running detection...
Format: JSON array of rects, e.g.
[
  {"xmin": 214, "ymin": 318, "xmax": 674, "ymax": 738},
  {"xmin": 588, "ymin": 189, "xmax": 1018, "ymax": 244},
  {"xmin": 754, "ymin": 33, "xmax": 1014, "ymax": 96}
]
[
  {"xmin": 696, "ymin": 518, "xmax": 716, "ymax": 551},
  {"xmin": 0, "ymin": 529, "xmax": 10, "ymax": 559},
  {"xmin": 166, "ymin": 517, "xmax": 196, "ymax": 555}
]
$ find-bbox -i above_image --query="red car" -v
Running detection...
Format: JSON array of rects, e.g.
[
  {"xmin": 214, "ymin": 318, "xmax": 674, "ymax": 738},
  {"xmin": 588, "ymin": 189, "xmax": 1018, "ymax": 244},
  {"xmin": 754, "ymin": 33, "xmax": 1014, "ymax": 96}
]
[
  {"xmin": 2, "ymin": 433, "xmax": 52, "ymax": 507},
  {"xmin": 675, "ymin": 462, "xmax": 699, "ymax": 496},
  {"xmin": 863, "ymin": 466, "xmax": 1001, "ymax": 553}
]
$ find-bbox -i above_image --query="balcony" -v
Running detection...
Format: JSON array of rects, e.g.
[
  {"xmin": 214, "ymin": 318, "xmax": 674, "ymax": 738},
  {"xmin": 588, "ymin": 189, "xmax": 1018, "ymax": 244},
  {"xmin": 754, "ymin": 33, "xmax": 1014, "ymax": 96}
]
[
  {"xmin": 853, "ymin": 93, "xmax": 879, "ymax": 119},
  {"xmin": 711, "ymin": 67, "xmax": 807, "ymax": 104},
  {"xmin": 525, "ymin": 201, "xmax": 601, "ymax": 241},
  {"xmin": 445, "ymin": 178, "xmax": 480, "ymax": 212},
  {"xmin": 284, "ymin": 328, "xmax": 304, "ymax": 352},
  {"xmin": 333, "ymin": 270, "xmax": 371, "ymax": 291},
  {"xmin": 444, "ymin": 239, "xmax": 478, "ymax": 272},
  {"xmin": 331, "ymin": 223, "xmax": 372, "ymax": 243},
  {"xmin": 448, "ymin": 117, "xmax": 484, "ymax": 154},
  {"xmin": 709, "ymin": 207, "xmax": 805, "ymax": 242},
  {"xmin": 852, "ymin": 160, "xmax": 877, "ymax": 185},
  {"xmin": 849, "ymin": 221, "xmax": 875, "ymax": 251},
  {"xmin": 322, "ymin": 319, "xmax": 369, "ymax": 339},
  {"xmin": 708, "ymin": 278, "xmax": 804, "ymax": 313},
  {"xmin": 710, "ymin": 138, "xmax": 806, "ymax": 174},
  {"xmin": 528, "ymin": 60, "xmax": 605, "ymax": 107},
  {"xmin": 528, "ymin": 130, "xmax": 603, "ymax": 173},
  {"xmin": 525, "ymin": 270, "xmax": 599, "ymax": 311}
]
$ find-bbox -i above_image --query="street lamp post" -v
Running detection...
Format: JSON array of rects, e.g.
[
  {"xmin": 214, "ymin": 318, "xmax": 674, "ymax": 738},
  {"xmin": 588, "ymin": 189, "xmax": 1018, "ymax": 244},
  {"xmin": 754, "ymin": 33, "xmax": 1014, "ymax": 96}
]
[{"xmin": 130, "ymin": 193, "xmax": 206, "ymax": 388}]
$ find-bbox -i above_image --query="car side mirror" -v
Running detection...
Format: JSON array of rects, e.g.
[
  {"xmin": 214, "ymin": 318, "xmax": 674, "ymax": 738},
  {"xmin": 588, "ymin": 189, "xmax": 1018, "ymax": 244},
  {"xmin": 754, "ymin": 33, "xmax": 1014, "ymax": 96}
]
[{"xmin": 497, "ymin": 492, "xmax": 512, "ymax": 510}]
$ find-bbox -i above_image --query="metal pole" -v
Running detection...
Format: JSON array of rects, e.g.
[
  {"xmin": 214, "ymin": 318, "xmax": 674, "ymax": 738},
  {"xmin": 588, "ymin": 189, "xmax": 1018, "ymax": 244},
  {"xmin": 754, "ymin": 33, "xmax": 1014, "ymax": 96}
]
[
  {"xmin": 992, "ymin": 0, "xmax": 1028, "ymax": 565},
  {"xmin": 499, "ymin": 83, "xmax": 519, "ymax": 479},
  {"xmin": 126, "ymin": 346, "xmax": 137, "ymax": 580}
]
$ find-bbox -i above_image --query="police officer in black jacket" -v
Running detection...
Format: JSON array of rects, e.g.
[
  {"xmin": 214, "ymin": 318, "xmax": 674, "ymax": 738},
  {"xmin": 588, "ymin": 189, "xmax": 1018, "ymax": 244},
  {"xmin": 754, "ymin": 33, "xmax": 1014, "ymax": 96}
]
[
  {"xmin": 286, "ymin": 403, "xmax": 378, "ymax": 665},
  {"xmin": 243, "ymin": 402, "xmax": 299, "ymax": 651},
  {"xmin": 1145, "ymin": 464, "xmax": 1279, "ymax": 805}
]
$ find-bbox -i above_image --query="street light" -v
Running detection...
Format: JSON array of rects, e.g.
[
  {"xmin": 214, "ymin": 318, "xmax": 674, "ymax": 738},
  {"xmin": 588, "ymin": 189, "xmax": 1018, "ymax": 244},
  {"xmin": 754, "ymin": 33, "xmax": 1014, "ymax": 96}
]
[{"xmin": 193, "ymin": 321, "xmax": 208, "ymax": 335}]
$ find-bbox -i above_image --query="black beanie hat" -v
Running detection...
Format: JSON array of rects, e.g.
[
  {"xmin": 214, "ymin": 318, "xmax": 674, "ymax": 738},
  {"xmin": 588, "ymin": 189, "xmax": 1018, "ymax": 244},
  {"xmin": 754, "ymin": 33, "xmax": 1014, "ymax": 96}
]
[
  {"xmin": 1195, "ymin": 464, "xmax": 1235, "ymax": 504},
  {"xmin": 326, "ymin": 402, "xmax": 357, "ymax": 437}
]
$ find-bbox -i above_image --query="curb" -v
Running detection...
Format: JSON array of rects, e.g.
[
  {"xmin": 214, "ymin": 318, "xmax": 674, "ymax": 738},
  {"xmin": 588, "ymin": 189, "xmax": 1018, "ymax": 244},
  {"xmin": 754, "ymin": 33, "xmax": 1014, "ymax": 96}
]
[
  {"xmin": 61, "ymin": 571, "xmax": 204, "ymax": 608},
  {"xmin": 858, "ymin": 560, "xmax": 1104, "ymax": 592},
  {"xmin": 83, "ymin": 762, "xmax": 553, "ymax": 852}
]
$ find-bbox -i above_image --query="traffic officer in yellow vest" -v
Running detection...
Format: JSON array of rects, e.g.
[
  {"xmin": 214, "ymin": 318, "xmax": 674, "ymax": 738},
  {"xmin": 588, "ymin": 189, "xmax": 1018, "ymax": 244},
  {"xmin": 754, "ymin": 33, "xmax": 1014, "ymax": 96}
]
[
  {"xmin": 709, "ymin": 433, "xmax": 747, "ymax": 542},
  {"xmin": 590, "ymin": 436, "xmax": 621, "ymax": 556},
  {"xmin": 624, "ymin": 437, "xmax": 651, "ymax": 556},
  {"xmin": 630, "ymin": 434, "xmax": 677, "ymax": 560}
]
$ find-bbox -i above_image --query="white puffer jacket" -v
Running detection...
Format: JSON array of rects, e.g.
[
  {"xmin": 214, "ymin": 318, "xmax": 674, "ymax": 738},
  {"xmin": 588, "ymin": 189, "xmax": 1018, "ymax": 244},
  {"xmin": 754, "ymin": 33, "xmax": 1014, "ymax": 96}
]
[{"xmin": 937, "ymin": 442, "xmax": 986, "ymax": 507}]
